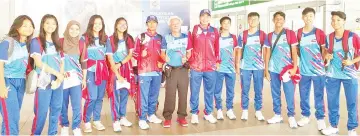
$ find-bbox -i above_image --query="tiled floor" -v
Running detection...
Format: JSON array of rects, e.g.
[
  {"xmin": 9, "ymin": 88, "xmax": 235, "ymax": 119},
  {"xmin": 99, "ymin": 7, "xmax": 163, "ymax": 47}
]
[{"xmin": 5, "ymin": 78, "xmax": 360, "ymax": 135}]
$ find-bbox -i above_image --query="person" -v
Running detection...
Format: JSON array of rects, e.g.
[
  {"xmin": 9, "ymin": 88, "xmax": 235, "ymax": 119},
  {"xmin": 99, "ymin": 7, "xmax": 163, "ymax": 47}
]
[
  {"xmin": 188, "ymin": 9, "xmax": 220, "ymax": 124},
  {"xmin": 236, "ymin": 12, "xmax": 268, "ymax": 121},
  {"xmin": 30, "ymin": 14, "xmax": 65, "ymax": 135},
  {"xmin": 82, "ymin": 15, "xmax": 109, "ymax": 133},
  {"xmin": 133, "ymin": 15, "xmax": 166, "ymax": 130},
  {"xmin": 59, "ymin": 20, "xmax": 87, "ymax": 136},
  {"xmin": 0, "ymin": 15, "xmax": 34, "ymax": 135},
  {"xmin": 214, "ymin": 16, "xmax": 237, "ymax": 120},
  {"xmin": 295, "ymin": 7, "xmax": 326, "ymax": 130},
  {"xmin": 106, "ymin": 17, "xmax": 134, "ymax": 132},
  {"xmin": 321, "ymin": 11, "xmax": 359, "ymax": 136},
  {"xmin": 264, "ymin": 11, "xmax": 299, "ymax": 128},
  {"xmin": 162, "ymin": 16, "xmax": 191, "ymax": 128}
]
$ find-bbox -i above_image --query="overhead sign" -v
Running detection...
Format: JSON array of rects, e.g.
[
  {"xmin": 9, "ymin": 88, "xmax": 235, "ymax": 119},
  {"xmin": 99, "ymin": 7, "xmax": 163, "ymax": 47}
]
[{"xmin": 212, "ymin": 0, "xmax": 270, "ymax": 11}]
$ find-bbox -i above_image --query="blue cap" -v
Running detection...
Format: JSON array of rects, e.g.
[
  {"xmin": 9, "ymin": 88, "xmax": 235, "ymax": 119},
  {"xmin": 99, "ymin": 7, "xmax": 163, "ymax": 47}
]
[
  {"xmin": 146, "ymin": 15, "xmax": 158, "ymax": 23},
  {"xmin": 200, "ymin": 9, "xmax": 211, "ymax": 16}
]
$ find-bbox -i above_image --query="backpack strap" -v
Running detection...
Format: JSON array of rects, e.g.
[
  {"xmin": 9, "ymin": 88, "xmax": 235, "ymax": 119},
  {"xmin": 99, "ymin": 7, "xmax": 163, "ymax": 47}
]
[
  {"xmin": 286, "ymin": 29, "xmax": 293, "ymax": 59},
  {"xmin": 341, "ymin": 30, "xmax": 350, "ymax": 70},
  {"xmin": 242, "ymin": 30, "xmax": 248, "ymax": 47},
  {"xmin": 329, "ymin": 32, "xmax": 335, "ymax": 53},
  {"xmin": 36, "ymin": 37, "xmax": 44, "ymax": 53},
  {"xmin": 259, "ymin": 30, "xmax": 266, "ymax": 53},
  {"xmin": 297, "ymin": 28, "xmax": 303, "ymax": 57},
  {"xmin": 231, "ymin": 34, "xmax": 237, "ymax": 47}
]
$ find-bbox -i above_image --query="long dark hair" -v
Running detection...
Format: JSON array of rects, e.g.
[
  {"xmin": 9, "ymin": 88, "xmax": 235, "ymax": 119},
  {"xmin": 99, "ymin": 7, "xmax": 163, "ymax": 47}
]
[
  {"xmin": 39, "ymin": 14, "xmax": 61, "ymax": 52},
  {"xmin": 84, "ymin": 15, "xmax": 107, "ymax": 47},
  {"xmin": 7, "ymin": 15, "xmax": 35, "ymax": 51},
  {"xmin": 112, "ymin": 17, "xmax": 133, "ymax": 52}
]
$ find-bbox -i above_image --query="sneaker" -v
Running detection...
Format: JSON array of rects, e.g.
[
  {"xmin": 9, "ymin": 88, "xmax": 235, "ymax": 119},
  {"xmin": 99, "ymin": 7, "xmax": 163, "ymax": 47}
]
[
  {"xmin": 297, "ymin": 116, "xmax": 310, "ymax": 127},
  {"xmin": 191, "ymin": 114, "xmax": 199, "ymax": 124},
  {"xmin": 148, "ymin": 114, "xmax": 162, "ymax": 124},
  {"xmin": 288, "ymin": 117, "xmax": 298, "ymax": 129},
  {"xmin": 113, "ymin": 121, "xmax": 122, "ymax": 132},
  {"xmin": 317, "ymin": 119, "xmax": 326, "ymax": 131},
  {"xmin": 267, "ymin": 115, "xmax": 283, "ymax": 124},
  {"xmin": 163, "ymin": 120, "xmax": 171, "ymax": 128},
  {"xmin": 241, "ymin": 110, "xmax": 248, "ymax": 120},
  {"xmin": 177, "ymin": 118, "xmax": 188, "ymax": 127},
  {"xmin": 83, "ymin": 122, "xmax": 92, "ymax": 133},
  {"xmin": 348, "ymin": 129, "xmax": 358, "ymax": 136},
  {"xmin": 61, "ymin": 126, "xmax": 69, "ymax": 136},
  {"xmin": 139, "ymin": 120, "xmax": 150, "ymax": 130},
  {"xmin": 321, "ymin": 126, "xmax": 339, "ymax": 135},
  {"xmin": 204, "ymin": 114, "xmax": 217, "ymax": 124},
  {"xmin": 93, "ymin": 121, "xmax": 105, "ymax": 131},
  {"xmin": 217, "ymin": 109, "xmax": 224, "ymax": 120},
  {"xmin": 255, "ymin": 111, "xmax": 265, "ymax": 121},
  {"xmin": 161, "ymin": 82, "xmax": 166, "ymax": 88},
  {"xmin": 226, "ymin": 109, "xmax": 236, "ymax": 120},
  {"xmin": 73, "ymin": 128, "xmax": 82, "ymax": 136},
  {"xmin": 119, "ymin": 117, "xmax": 132, "ymax": 127}
]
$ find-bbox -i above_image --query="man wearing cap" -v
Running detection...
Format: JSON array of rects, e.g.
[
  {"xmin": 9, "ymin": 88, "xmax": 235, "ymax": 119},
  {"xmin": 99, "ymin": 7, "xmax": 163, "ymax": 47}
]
[
  {"xmin": 133, "ymin": 15, "xmax": 166, "ymax": 130},
  {"xmin": 161, "ymin": 16, "xmax": 192, "ymax": 128},
  {"xmin": 188, "ymin": 9, "xmax": 220, "ymax": 124}
]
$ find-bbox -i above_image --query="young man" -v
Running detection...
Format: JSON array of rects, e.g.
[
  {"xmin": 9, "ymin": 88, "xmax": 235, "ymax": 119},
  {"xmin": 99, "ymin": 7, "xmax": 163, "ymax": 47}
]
[
  {"xmin": 321, "ymin": 11, "xmax": 359, "ymax": 136},
  {"xmin": 162, "ymin": 16, "xmax": 191, "ymax": 128},
  {"xmin": 188, "ymin": 9, "xmax": 220, "ymax": 124},
  {"xmin": 236, "ymin": 12, "xmax": 268, "ymax": 121},
  {"xmin": 264, "ymin": 11, "xmax": 299, "ymax": 129},
  {"xmin": 133, "ymin": 15, "xmax": 166, "ymax": 130},
  {"xmin": 214, "ymin": 16, "xmax": 237, "ymax": 120},
  {"xmin": 296, "ymin": 7, "xmax": 327, "ymax": 130}
]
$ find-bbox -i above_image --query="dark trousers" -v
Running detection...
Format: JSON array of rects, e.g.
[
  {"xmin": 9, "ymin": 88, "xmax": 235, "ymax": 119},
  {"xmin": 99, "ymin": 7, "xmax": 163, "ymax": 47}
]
[{"xmin": 162, "ymin": 68, "xmax": 189, "ymax": 120}]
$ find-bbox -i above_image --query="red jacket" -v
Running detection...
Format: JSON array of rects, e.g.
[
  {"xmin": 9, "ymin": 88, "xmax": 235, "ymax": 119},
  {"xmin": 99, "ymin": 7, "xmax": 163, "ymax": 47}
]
[
  {"xmin": 279, "ymin": 64, "xmax": 301, "ymax": 84},
  {"xmin": 189, "ymin": 24, "xmax": 220, "ymax": 72},
  {"xmin": 134, "ymin": 31, "xmax": 165, "ymax": 74}
]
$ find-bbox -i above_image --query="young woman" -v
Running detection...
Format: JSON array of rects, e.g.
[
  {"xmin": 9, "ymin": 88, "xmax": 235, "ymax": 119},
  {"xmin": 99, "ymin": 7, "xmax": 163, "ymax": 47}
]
[
  {"xmin": 82, "ymin": 15, "xmax": 109, "ymax": 133},
  {"xmin": 321, "ymin": 11, "xmax": 359, "ymax": 136},
  {"xmin": 30, "ymin": 14, "xmax": 65, "ymax": 135},
  {"xmin": 214, "ymin": 16, "xmax": 237, "ymax": 120},
  {"xmin": 59, "ymin": 20, "xmax": 87, "ymax": 136},
  {"xmin": 106, "ymin": 17, "xmax": 134, "ymax": 132},
  {"xmin": 0, "ymin": 15, "xmax": 34, "ymax": 135}
]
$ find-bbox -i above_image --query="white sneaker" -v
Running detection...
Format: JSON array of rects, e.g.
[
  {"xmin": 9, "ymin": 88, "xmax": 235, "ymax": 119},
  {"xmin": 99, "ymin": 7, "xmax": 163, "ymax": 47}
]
[
  {"xmin": 226, "ymin": 109, "xmax": 236, "ymax": 120},
  {"xmin": 348, "ymin": 129, "xmax": 358, "ymax": 136},
  {"xmin": 191, "ymin": 114, "xmax": 199, "ymax": 124},
  {"xmin": 93, "ymin": 121, "xmax": 105, "ymax": 131},
  {"xmin": 288, "ymin": 117, "xmax": 298, "ymax": 129},
  {"xmin": 139, "ymin": 120, "xmax": 150, "ymax": 130},
  {"xmin": 204, "ymin": 114, "xmax": 217, "ymax": 124},
  {"xmin": 317, "ymin": 119, "xmax": 326, "ymax": 131},
  {"xmin": 120, "ymin": 117, "xmax": 132, "ymax": 127},
  {"xmin": 113, "ymin": 121, "xmax": 122, "ymax": 132},
  {"xmin": 217, "ymin": 109, "xmax": 224, "ymax": 120},
  {"xmin": 148, "ymin": 114, "xmax": 162, "ymax": 124},
  {"xmin": 297, "ymin": 116, "xmax": 310, "ymax": 127},
  {"xmin": 255, "ymin": 111, "xmax": 265, "ymax": 121},
  {"xmin": 321, "ymin": 126, "xmax": 339, "ymax": 135},
  {"xmin": 72, "ymin": 128, "xmax": 82, "ymax": 136},
  {"xmin": 241, "ymin": 110, "xmax": 248, "ymax": 120},
  {"xmin": 83, "ymin": 122, "xmax": 92, "ymax": 133},
  {"xmin": 267, "ymin": 115, "xmax": 283, "ymax": 124},
  {"xmin": 61, "ymin": 126, "xmax": 69, "ymax": 136}
]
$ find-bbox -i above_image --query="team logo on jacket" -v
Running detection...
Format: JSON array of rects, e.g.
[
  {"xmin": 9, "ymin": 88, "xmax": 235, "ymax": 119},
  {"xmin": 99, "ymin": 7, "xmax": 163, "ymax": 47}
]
[
  {"xmin": 157, "ymin": 41, "xmax": 161, "ymax": 44},
  {"xmin": 211, "ymin": 34, "xmax": 215, "ymax": 38}
]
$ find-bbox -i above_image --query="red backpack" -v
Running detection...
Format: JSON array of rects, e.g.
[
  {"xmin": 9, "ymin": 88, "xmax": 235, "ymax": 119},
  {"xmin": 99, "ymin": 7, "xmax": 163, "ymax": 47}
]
[
  {"xmin": 328, "ymin": 30, "xmax": 360, "ymax": 70},
  {"xmin": 268, "ymin": 29, "xmax": 293, "ymax": 58},
  {"xmin": 297, "ymin": 28, "xmax": 323, "ymax": 57},
  {"xmin": 241, "ymin": 30, "xmax": 266, "ymax": 59}
]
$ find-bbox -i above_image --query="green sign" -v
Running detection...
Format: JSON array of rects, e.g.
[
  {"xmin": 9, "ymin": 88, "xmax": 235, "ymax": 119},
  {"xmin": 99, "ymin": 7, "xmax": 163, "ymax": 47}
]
[{"xmin": 212, "ymin": 0, "xmax": 270, "ymax": 11}]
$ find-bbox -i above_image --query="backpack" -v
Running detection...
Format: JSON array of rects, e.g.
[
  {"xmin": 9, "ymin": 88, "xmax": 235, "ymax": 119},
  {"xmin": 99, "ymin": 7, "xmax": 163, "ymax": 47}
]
[
  {"xmin": 268, "ymin": 29, "xmax": 293, "ymax": 59},
  {"xmin": 328, "ymin": 30, "xmax": 360, "ymax": 70},
  {"xmin": 297, "ymin": 28, "xmax": 323, "ymax": 57},
  {"xmin": 241, "ymin": 30, "xmax": 266, "ymax": 59},
  {"xmin": 0, "ymin": 36, "xmax": 17, "ymax": 59}
]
